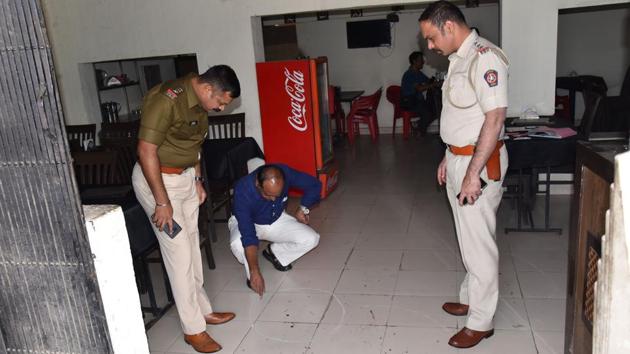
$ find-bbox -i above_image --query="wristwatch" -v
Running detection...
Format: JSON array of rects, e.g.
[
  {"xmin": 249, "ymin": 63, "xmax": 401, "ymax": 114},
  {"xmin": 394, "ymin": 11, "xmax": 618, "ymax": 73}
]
[
  {"xmin": 194, "ymin": 176, "xmax": 204, "ymax": 182},
  {"xmin": 299, "ymin": 205, "xmax": 310, "ymax": 215}
]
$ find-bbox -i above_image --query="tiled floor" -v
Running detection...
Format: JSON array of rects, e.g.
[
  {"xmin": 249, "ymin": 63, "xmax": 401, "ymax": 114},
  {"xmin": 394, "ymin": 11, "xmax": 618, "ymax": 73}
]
[{"xmin": 146, "ymin": 135, "xmax": 569, "ymax": 354}]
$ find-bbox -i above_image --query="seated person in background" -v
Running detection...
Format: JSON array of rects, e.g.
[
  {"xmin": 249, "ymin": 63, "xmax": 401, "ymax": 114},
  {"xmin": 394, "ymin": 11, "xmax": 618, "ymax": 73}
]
[
  {"xmin": 401, "ymin": 51, "xmax": 440, "ymax": 135},
  {"xmin": 229, "ymin": 164, "xmax": 321, "ymax": 296}
]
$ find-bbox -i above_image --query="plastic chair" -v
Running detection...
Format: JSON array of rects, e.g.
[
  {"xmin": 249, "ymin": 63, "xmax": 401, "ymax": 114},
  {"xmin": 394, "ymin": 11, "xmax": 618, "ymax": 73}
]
[
  {"xmin": 328, "ymin": 86, "xmax": 345, "ymax": 135},
  {"xmin": 346, "ymin": 88, "xmax": 382, "ymax": 144},
  {"xmin": 386, "ymin": 85, "xmax": 420, "ymax": 140}
]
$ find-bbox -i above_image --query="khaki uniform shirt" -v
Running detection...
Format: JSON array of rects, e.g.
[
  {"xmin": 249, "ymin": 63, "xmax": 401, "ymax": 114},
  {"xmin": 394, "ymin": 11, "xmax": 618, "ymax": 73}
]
[
  {"xmin": 138, "ymin": 73, "xmax": 208, "ymax": 168},
  {"xmin": 440, "ymin": 31, "xmax": 509, "ymax": 147}
]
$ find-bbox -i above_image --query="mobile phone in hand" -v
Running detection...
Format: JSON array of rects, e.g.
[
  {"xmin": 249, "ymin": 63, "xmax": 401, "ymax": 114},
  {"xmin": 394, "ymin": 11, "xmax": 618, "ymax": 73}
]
[
  {"xmin": 457, "ymin": 178, "xmax": 488, "ymax": 205},
  {"xmin": 164, "ymin": 220, "xmax": 182, "ymax": 238}
]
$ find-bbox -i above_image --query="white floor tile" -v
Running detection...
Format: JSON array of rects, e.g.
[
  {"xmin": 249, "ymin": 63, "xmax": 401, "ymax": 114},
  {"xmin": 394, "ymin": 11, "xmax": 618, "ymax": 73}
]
[
  {"xmin": 236, "ymin": 321, "xmax": 316, "ymax": 354},
  {"xmin": 381, "ymin": 326, "xmax": 458, "ymax": 354},
  {"xmin": 293, "ymin": 247, "xmax": 351, "ymax": 270},
  {"xmin": 403, "ymin": 232, "xmax": 459, "ymax": 251},
  {"xmin": 533, "ymin": 330, "xmax": 565, "ymax": 354},
  {"xmin": 512, "ymin": 249, "xmax": 568, "ymax": 273},
  {"xmin": 335, "ymin": 269, "xmax": 398, "ymax": 295},
  {"xmin": 307, "ymin": 324, "xmax": 386, "ymax": 354},
  {"xmin": 258, "ymin": 292, "xmax": 331, "ymax": 323},
  {"xmin": 354, "ymin": 232, "xmax": 408, "ymax": 250},
  {"xmin": 277, "ymin": 269, "xmax": 342, "ymax": 293},
  {"xmin": 346, "ymin": 249, "xmax": 403, "ymax": 270},
  {"xmin": 525, "ymin": 298, "xmax": 566, "ymax": 331},
  {"xmin": 388, "ymin": 295, "xmax": 458, "ymax": 328},
  {"xmin": 321, "ymin": 294, "xmax": 392, "ymax": 326},
  {"xmin": 395, "ymin": 271, "xmax": 457, "ymax": 296},
  {"xmin": 518, "ymin": 272, "xmax": 566, "ymax": 299},
  {"xmin": 210, "ymin": 290, "xmax": 273, "ymax": 324},
  {"xmin": 401, "ymin": 250, "xmax": 462, "ymax": 271},
  {"xmin": 146, "ymin": 316, "xmax": 181, "ymax": 352}
]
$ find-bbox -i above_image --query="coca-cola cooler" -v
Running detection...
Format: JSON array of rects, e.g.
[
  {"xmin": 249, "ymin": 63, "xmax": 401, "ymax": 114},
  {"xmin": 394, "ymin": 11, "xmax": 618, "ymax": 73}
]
[{"xmin": 255, "ymin": 57, "xmax": 338, "ymax": 198}]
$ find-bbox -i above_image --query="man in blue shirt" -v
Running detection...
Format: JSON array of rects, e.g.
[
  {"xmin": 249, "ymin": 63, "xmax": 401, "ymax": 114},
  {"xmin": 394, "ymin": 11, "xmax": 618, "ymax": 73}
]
[
  {"xmin": 401, "ymin": 51, "xmax": 440, "ymax": 135},
  {"xmin": 229, "ymin": 164, "xmax": 321, "ymax": 295}
]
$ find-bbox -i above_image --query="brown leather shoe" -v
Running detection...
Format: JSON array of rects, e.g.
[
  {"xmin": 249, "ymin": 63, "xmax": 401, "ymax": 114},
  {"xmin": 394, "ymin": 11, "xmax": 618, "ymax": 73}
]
[
  {"xmin": 204, "ymin": 312, "xmax": 236, "ymax": 325},
  {"xmin": 442, "ymin": 302, "xmax": 469, "ymax": 316},
  {"xmin": 448, "ymin": 327, "xmax": 494, "ymax": 348},
  {"xmin": 184, "ymin": 331, "xmax": 222, "ymax": 353}
]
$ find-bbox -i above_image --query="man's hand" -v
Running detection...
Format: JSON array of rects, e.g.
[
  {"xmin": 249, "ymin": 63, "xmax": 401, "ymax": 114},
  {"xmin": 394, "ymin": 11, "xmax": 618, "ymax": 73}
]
[
  {"xmin": 458, "ymin": 173, "xmax": 483, "ymax": 206},
  {"xmin": 295, "ymin": 208, "xmax": 309, "ymax": 224},
  {"xmin": 152, "ymin": 204, "xmax": 174, "ymax": 233},
  {"xmin": 249, "ymin": 270, "xmax": 265, "ymax": 297},
  {"xmin": 196, "ymin": 181, "xmax": 207, "ymax": 205},
  {"xmin": 437, "ymin": 155, "xmax": 447, "ymax": 186}
]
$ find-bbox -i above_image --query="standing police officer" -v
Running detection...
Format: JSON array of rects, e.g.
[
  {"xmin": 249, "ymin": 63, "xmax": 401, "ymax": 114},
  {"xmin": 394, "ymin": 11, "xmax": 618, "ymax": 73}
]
[
  {"xmin": 419, "ymin": 1, "xmax": 509, "ymax": 349},
  {"xmin": 132, "ymin": 65, "xmax": 240, "ymax": 353}
]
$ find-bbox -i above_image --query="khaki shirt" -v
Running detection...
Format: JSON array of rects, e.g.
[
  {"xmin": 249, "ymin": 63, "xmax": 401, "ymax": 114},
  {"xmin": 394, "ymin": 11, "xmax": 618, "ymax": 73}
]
[
  {"xmin": 440, "ymin": 31, "xmax": 509, "ymax": 147},
  {"xmin": 138, "ymin": 73, "xmax": 208, "ymax": 168}
]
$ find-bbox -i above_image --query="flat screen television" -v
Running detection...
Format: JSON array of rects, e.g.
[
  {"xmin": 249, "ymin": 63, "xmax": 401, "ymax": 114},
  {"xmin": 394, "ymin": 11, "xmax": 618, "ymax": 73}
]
[{"xmin": 346, "ymin": 19, "xmax": 391, "ymax": 49}]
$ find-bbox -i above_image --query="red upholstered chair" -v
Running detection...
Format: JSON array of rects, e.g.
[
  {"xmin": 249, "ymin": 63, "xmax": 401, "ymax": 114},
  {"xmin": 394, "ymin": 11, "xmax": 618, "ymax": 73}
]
[
  {"xmin": 555, "ymin": 95, "xmax": 570, "ymax": 121},
  {"xmin": 328, "ymin": 85, "xmax": 345, "ymax": 135},
  {"xmin": 346, "ymin": 88, "xmax": 382, "ymax": 144},
  {"xmin": 386, "ymin": 85, "xmax": 420, "ymax": 140}
]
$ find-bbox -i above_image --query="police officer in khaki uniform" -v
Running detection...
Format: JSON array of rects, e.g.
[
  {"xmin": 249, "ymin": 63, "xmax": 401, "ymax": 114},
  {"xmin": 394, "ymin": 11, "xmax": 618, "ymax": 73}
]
[
  {"xmin": 132, "ymin": 65, "xmax": 240, "ymax": 353},
  {"xmin": 419, "ymin": 1, "xmax": 509, "ymax": 349}
]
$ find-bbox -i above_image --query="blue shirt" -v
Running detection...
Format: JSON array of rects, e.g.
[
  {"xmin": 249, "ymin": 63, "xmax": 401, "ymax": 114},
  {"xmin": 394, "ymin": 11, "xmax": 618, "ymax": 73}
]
[
  {"xmin": 401, "ymin": 67, "xmax": 429, "ymax": 98},
  {"xmin": 233, "ymin": 164, "xmax": 322, "ymax": 248}
]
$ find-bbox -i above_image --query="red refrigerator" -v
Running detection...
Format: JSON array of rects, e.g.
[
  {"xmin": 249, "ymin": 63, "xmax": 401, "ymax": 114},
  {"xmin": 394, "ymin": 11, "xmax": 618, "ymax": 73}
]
[{"xmin": 255, "ymin": 58, "xmax": 338, "ymax": 198}]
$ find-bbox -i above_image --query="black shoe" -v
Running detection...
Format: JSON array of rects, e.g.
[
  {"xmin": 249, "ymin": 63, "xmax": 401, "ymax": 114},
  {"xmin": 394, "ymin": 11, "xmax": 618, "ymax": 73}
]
[{"xmin": 262, "ymin": 245, "xmax": 292, "ymax": 271}]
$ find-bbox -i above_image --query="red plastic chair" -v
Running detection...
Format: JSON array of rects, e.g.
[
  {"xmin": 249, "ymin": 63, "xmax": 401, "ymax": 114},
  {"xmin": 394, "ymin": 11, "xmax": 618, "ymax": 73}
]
[
  {"xmin": 386, "ymin": 85, "xmax": 420, "ymax": 140},
  {"xmin": 346, "ymin": 88, "xmax": 382, "ymax": 144},
  {"xmin": 328, "ymin": 86, "xmax": 345, "ymax": 135}
]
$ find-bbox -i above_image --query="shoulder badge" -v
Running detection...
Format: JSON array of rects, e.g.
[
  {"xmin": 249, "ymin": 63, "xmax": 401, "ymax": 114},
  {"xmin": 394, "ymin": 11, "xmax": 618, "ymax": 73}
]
[
  {"xmin": 164, "ymin": 87, "xmax": 184, "ymax": 100},
  {"xmin": 484, "ymin": 70, "xmax": 498, "ymax": 87}
]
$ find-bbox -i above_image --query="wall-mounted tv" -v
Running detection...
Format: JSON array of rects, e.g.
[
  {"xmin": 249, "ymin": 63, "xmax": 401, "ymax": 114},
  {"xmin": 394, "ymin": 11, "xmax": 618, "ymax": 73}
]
[{"xmin": 346, "ymin": 19, "xmax": 391, "ymax": 49}]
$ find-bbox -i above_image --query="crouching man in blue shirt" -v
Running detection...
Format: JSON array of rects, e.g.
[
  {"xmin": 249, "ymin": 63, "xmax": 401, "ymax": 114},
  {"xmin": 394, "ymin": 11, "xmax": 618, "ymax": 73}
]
[{"xmin": 229, "ymin": 164, "xmax": 321, "ymax": 295}]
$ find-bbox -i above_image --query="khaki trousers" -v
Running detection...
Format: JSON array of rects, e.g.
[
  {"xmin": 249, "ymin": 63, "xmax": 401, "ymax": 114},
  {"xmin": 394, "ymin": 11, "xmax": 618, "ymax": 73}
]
[
  {"xmin": 132, "ymin": 163, "xmax": 212, "ymax": 335},
  {"xmin": 228, "ymin": 212, "xmax": 320, "ymax": 279},
  {"xmin": 445, "ymin": 146, "xmax": 508, "ymax": 331}
]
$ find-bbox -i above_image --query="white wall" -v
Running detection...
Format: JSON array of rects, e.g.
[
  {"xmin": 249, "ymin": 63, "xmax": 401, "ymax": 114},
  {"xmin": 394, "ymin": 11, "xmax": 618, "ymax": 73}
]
[
  {"xmin": 295, "ymin": 5, "xmax": 499, "ymax": 131},
  {"xmin": 43, "ymin": 0, "xmax": 630, "ymax": 149},
  {"xmin": 557, "ymin": 7, "xmax": 630, "ymax": 95}
]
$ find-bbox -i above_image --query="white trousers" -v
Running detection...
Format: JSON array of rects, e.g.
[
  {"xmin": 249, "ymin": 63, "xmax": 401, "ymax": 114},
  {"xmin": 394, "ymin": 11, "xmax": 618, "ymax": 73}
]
[
  {"xmin": 229, "ymin": 212, "xmax": 320, "ymax": 278},
  {"xmin": 445, "ymin": 146, "xmax": 508, "ymax": 331},
  {"xmin": 132, "ymin": 163, "xmax": 212, "ymax": 335}
]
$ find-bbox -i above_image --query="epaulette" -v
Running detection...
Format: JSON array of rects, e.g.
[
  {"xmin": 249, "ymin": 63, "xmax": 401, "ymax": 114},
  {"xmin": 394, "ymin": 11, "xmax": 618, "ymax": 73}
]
[
  {"xmin": 163, "ymin": 86, "xmax": 184, "ymax": 100},
  {"xmin": 474, "ymin": 41, "xmax": 491, "ymax": 55}
]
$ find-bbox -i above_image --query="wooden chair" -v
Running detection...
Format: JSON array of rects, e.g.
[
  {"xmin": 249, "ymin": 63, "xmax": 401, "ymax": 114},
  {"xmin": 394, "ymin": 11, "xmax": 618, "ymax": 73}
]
[
  {"xmin": 204, "ymin": 113, "xmax": 245, "ymax": 242},
  {"xmin": 101, "ymin": 121, "xmax": 140, "ymax": 139},
  {"xmin": 207, "ymin": 113, "xmax": 245, "ymax": 139},
  {"xmin": 66, "ymin": 124, "xmax": 96, "ymax": 151},
  {"xmin": 72, "ymin": 151, "xmax": 119, "ymax": 186}
]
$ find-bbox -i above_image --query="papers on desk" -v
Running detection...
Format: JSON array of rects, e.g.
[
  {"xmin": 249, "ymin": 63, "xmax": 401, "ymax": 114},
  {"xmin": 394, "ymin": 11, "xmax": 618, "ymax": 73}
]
[
  {"xmin": 527, "ymin": 127, "xmax": 577, "ymax": 139},
  {"xmin": 505, "ymin": 126, "xmax": 577, "ymax": 140}
]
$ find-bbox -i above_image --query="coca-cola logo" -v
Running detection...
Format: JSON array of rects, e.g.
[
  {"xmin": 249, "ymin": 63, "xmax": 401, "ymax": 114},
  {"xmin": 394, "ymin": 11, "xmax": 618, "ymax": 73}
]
[{"xmin": 284, "ymin": 67, "xmax": 307, "ymax": 132}]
